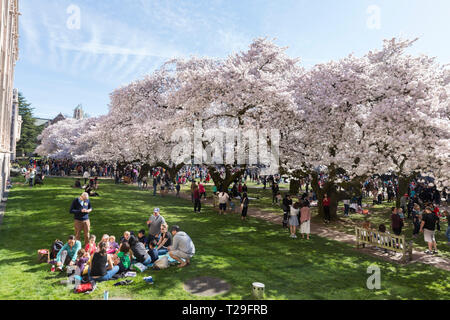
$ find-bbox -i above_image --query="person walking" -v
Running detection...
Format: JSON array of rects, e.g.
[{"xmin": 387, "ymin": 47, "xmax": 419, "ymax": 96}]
[
  {"xmin": 69, "ymin": 192, "xmax": 93, "ymax": 245},
  {"xmin": 420, "ymin": 208, "xmax": 440, "ymax": 254}
]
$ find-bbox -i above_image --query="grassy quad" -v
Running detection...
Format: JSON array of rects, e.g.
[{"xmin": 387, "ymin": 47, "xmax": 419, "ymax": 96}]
[
  {"xmin": 0, "ymin": 177, "xmax": 449, "ymax": 300},
  {"xmin": 178, "ymin": 182, "xmax": 450, "ymax": 259}
]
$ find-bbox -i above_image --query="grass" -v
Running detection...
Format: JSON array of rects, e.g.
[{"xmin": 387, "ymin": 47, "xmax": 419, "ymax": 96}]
[{"xmin": 0, "ymin": 177, "xmax": 449, "ymax": 300}]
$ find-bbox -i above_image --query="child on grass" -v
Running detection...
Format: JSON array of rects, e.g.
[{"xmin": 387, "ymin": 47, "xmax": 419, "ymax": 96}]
[
  {"xmin": 98, "ymin": 234, "xmax": 110, "ymax": 253},
  {"xmin": 116, "ymin": 241, "xmax": 132, "ymax": 273},
  {"xmin": 75, "ymin": 249, "xmax": 89, "ymax": 276},
  {"xmin": 148, "ymin": 239, "xmax": 159, "ymax": 264},
  {"xmin": 85, "ymin": 235, "xmax": 97, "ymax": 256},
  {"xmin": 107, "ymin": 235, "xmax": 119, "ymax": 254}
]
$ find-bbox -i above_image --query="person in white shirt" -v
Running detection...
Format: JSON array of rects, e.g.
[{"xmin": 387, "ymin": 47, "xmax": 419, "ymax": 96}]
[{"xmin": 218, "ymin": 191, "xmax": 230, "ymax": 215}]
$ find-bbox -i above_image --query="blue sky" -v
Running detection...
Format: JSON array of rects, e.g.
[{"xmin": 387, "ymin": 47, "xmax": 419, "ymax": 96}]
[{"xmin": 16, "ymin": 0, "xmax": 450, "ymax": 119}]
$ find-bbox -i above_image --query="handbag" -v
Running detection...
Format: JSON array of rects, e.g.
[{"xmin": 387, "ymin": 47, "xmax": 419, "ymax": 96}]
[{"xmin": 37, "ymin": 249, "xmax": 49, "ymax": 264}]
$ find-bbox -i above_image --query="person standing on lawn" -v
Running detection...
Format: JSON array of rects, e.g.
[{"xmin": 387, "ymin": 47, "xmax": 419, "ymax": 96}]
[
  {"xmin": 146, "ymin": 208, "xmax": 166, "ymax": 242},
  {"xmin": 193, "ymin": 185, "xmax": 201, "ymax": 213},
  {"xmin": 300, "ymin": 201, "xmax": 311, "ymax": 240},
  {"xmin": 444, "ymin": 210, "xmax": 450, "ymax": 245},
  {"xmin": 322, "ymin": 194, "xmax": 331, "ymax": 223},
  {"xmin": 390, "ymin": 207, "xmax": 404, "ymax": 236},
  {"xmin": 218, "ymin": 190, "xmax": 229, "ymax": 215},
  {"xmin": 420, "ymin": 208, "xmax": 440, "ymax": 254},
  {"xmin": 70, "ymin": 192, "xmax": 92, "ymax": 245},
  {"xmin": 240, "ymin": 192, "xmax": 249, "ymax": 221}
]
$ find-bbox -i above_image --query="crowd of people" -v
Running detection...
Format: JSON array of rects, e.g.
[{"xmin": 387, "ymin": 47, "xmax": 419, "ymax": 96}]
[{"xmin": 52, "ymin": 192, "xmax": 196, "ymax": 285}]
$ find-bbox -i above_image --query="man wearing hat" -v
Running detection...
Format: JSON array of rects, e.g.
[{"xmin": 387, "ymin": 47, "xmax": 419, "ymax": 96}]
[
  {"xmin": 146, "ymin": 208, "xmax": 166, "ymax": 242},
  {"xmin": 168, "ymin": 225, "xmax": 195, "ymax": 268}
]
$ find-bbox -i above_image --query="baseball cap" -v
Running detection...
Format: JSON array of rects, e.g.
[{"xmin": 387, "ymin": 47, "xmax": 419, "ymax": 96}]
[{"xmin": 154, "ymin": 208, "xmax": 160, "ymax": 213}]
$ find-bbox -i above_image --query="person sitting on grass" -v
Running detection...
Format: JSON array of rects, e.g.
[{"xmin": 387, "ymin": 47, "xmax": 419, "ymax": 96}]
[
  {"xmin": 128, "ymin": 234, "xmax": 153, "ymax": 266},
  {"xmin": 107, "ymin": 235, "xmax": 119, "ymax": 254},
  {"xmin": 156, "ymin": 223, "xmax": 172, "ymax": 255},
  {"xmin": 137, "ymin": 229, "xmax": 148, "ymax": 246},
  {"xmin": 98, "ymin": 234, "xmax": 110, "ymax": 252},
  {"xmin": 84, "ymin": 234, "xmax": 97, "ymax": 256},
  {"xmin": 116, "ymin": 241, "xmax": 132, "ymax": 273},
  {"xmin": 148, "ymin": 239, "xmax": 159, "ymax": 264},
  {"xmin": 73, "ymin": 179, "xmax": 82, "ymax": 189},
  {"xmin": 88, "ymin": 242, "xmax": 119, "ymax": 282},
  {"xmin": 168, "ymin": 225, "xmax": 195, "ymax": 268},
  {"xmin": 75, "ymin": 249, "xmax": 89, "ymax": 276},
  {"xmin": 55, "ymin": 235, "xmax": 81, "ymax": 272}
]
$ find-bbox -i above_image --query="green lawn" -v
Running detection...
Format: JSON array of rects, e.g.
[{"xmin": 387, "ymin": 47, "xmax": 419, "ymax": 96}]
[{"xmin": 0, "ymin": 177, "xmax": 449, "ymax": 300}]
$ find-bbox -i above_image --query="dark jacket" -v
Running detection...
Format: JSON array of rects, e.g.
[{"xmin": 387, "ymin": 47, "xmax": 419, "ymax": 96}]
[{"xmin": 69, "ymin": 198, "xmax": 91, "ymax": 221}]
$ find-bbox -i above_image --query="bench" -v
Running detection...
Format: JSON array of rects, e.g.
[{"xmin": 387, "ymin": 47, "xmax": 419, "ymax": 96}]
[{"xmin": 355, "ymin": 226, "xmax": 413, "ymax": 264}]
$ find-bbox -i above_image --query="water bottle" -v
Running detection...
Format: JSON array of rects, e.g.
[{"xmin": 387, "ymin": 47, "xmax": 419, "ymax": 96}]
[{"xmin": 103, "ymin": 290, "xmax": 109, "ymax": 300}]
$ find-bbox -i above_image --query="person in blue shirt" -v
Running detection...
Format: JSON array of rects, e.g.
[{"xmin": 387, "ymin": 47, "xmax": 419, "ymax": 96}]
[
  {"xmin": 56, "ymin": 235, "xmax": 81, "ymax": 271},
  {"xmin": 148, "ymin": 239, "xmax": 159, "ymax": 263}
]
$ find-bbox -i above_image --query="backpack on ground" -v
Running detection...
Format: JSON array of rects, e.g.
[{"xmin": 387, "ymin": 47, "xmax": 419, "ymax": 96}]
[
  {"xmin": 37, "ymin": 249, "xmax": 49, "ymax": 264},
  {"xmin": 153, "ymin": 256, "xmax": 169, "ymax": 270},
  {"xmin": 50, "ymin": 240, "xmax": 64, "ymax": 260},
  {"xmin": 74, "ymin": 281, "xmax": 96, "ymax": 294}
]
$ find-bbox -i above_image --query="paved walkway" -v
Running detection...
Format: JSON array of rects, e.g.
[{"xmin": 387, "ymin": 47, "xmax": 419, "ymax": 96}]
[{"xmin": 173, "ymin": 189, "xmax": 450, "ymax": 271}]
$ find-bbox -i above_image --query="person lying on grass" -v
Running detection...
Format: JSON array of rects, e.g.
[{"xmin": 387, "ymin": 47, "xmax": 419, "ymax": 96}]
[
  {"xmin": 168, "ymin": 225, "xmax": 195, "ymax": 268},
  {"xmin": 55, "ymin": 235, "xmax": 81, "ymax": 272}
]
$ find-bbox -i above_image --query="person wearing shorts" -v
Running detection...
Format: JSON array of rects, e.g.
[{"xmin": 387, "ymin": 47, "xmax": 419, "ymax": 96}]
[
  {"xmin": 168, "ymin": 225, "xmax": 195, "ymax": 268},
  {"xmin": 420, "ymin": 208, "xmax": 440, "ymax": 254}
]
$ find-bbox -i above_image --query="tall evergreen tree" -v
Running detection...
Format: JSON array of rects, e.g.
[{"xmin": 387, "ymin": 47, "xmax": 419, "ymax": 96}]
[{"xmin": 15, "ymin": 92, "xmax": 43, "ymax": 157}]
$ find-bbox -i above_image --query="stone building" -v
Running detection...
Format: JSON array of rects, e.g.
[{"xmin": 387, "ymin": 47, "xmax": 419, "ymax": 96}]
[
  {"xmin": 10, "ymin": 88, "xmax": 21, "ymax": 161},
  {"xmin": 73, "ymin": 104, "xmax": 84, "ymax": 120},
  {"xmin": 0, "ymin": 0, "xmax": 20, "ymax": 198}
]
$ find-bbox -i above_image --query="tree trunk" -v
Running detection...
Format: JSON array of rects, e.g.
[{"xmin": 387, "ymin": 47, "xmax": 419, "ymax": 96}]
[
  {"xmin": 396, "ymin": 175, "xmax": 411, "ymax": 208},
  {"xmin": 209, "ymin": 165, "xmax": 246, "ymax": 191},
  {"xmin": 139, "ymin": 164, "xmax": 151, "ymax": 180},
  {"xmin": 289, "ymin": 179, "xmax": 300, "ymax": 196}
]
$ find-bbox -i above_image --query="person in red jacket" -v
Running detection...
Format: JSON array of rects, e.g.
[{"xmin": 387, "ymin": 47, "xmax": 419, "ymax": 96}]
[
  {"xmin": 323, "ymin": 194, "xmax": 331, "ymax": 223},
  {"xmin": 193, "ymin": 186, "xmax": 201, "ymax": 213}
]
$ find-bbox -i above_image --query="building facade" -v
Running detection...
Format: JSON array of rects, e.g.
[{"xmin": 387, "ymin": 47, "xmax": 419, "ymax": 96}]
[
  {"xmin": 0, "ymin": 0, "xmax": 20, "ymax": 198},
  {"xmin": 10, "ymin": 88, "xmax": 21, "ymax": 161}
]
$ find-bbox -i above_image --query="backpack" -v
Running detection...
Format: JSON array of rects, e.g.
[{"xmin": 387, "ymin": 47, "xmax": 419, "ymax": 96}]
[
  {"xmin": 50, "ymin": 240, "xmax": 64, "ymax": 260},
  {"xmin": 152, "ymin": 256, "xmax": 169, "ymax": 270},
  {"xmin": 74, "ymin": 281, "xmax": 96, "ymax": 294}
]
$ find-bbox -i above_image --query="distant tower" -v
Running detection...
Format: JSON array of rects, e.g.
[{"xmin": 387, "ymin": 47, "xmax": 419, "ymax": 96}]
[{"xmin": 73, "ymin": 104, "xmax": 84, "ymax": 120}]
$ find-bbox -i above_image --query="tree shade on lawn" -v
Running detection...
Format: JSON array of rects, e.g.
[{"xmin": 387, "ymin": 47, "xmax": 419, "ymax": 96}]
[{"xmin": 0, "ymin": 178, "xmax": 449, "ymax": 300}]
